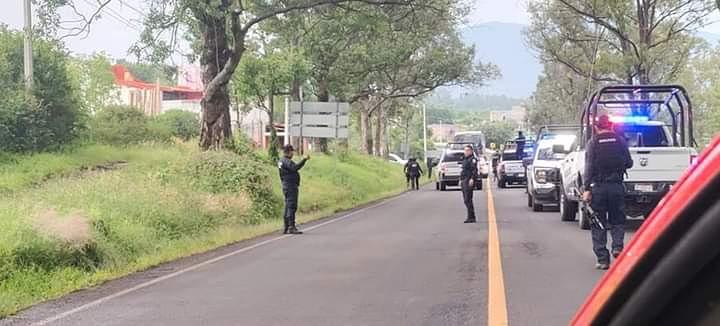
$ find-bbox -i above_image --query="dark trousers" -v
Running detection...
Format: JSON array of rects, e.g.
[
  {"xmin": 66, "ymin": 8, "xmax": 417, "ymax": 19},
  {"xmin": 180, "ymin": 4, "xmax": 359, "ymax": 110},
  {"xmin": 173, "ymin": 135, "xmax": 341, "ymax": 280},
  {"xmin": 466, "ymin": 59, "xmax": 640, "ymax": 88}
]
[
  {"xmin": 410, "ymin": 175, "xmax": 420, "ymax": 190},
  {"xmin": 461, "ymin": 178, "xmax": 476, "ymax": 221},
  {"xmin": 283, "ymin": 186, "xmax": 299, "ymax": 231},
  {"xmin": 427, "ymin": 167, "xmax": 433, "ymax": 179},
  {"xmin": 590, "ymin": 182, "xmax": 626, "ymax": 264}
]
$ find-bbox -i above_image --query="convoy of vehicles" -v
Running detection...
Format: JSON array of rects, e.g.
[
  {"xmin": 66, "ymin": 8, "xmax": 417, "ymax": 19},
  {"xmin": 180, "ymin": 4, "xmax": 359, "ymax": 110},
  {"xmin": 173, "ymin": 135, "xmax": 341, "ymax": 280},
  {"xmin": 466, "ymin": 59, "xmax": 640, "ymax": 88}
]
[{"xmin": 556, "ymin": 85, "xmax": 698, "ymax": 229}]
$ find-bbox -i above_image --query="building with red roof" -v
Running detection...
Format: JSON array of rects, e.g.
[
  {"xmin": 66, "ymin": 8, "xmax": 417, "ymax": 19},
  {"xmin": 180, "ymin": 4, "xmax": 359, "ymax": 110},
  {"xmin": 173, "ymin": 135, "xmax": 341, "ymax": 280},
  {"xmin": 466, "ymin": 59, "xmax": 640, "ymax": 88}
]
[{"xmin": 112, "ymin": 64, "xmax": 203, "ymax": 116}]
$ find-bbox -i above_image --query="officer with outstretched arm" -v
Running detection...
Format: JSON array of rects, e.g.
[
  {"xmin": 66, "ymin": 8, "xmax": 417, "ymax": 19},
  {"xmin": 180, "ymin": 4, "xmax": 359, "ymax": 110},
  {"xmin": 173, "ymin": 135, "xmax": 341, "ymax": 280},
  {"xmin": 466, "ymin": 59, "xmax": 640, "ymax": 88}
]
[
  {"xmin": 583, "ymin": 115, "xmax": 633, "ymax": 270},
  {"xmin": 461, "ymin": 145, "xmax": 478, "ymax": 223},
  {"xmin": 278, "ymin": 144, "xmax": 310, "ymax": 235}
]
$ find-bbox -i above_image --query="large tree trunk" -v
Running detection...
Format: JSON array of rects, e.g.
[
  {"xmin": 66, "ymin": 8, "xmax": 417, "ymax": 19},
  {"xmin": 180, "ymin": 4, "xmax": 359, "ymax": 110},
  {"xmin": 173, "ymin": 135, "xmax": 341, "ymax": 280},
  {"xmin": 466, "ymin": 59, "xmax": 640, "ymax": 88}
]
[
  {"xmin": 378, "ymin": 105, "xmax": 388, "ymax": 158},
  {"xmin": 199, "ymin": 12, "xmax": 232, "ymax": 150},
  {"xmin": 314, "ymin": 80, "xmax": 330, "ymax": 153},
  {"xmin": 373, "ymin": 104, "xmax": 382, "ymax": 156},
  {"xmin": 268, "ymin": 91, "xmax": 279, "ymax": 160},
  {"xmin": 359, "ymin": 101, "xmax": 373, "ymax": 154}
]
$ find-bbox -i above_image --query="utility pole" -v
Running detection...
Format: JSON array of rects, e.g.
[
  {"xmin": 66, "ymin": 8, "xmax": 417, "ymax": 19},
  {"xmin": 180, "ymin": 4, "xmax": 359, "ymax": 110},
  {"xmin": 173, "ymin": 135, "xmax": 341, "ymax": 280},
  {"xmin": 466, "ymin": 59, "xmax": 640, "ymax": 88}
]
[
  {"xmin": 422, "ymin": 102, "xmax": 428, "ymax": 161},
  {"xmin": 23, "ymin": 0, "xmax": 33, "ymax": 91}
]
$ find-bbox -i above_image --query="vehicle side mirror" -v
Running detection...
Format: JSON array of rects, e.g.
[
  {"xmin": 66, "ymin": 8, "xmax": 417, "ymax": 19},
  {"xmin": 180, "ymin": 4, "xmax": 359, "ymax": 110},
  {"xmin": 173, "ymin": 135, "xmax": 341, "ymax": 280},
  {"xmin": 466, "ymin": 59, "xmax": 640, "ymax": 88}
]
[
  {"xmin": 552, "ymin": 144, "xmax": 569, "ymax": 154},
  {"xmin": 522, "ymin": 157, "xmax": 533, "ymax": 167}
]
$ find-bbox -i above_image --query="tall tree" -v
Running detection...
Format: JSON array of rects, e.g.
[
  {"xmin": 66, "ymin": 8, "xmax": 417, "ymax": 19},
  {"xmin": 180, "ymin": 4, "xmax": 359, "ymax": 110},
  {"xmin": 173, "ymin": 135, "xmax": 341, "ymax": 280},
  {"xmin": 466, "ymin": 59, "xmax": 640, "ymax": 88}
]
[
  {"xmin": 527, "ymin": 0, "xmax": 713, "ymax": 85},
  {"xmin": 67, "ymin": 53, "xmax": 119, "ymax": 113},
  {"xmin": 232, "ymin": 49, "xmax": 309, "ymax": 160},
  {"xmin": 36, "ymin": 0, "xmax": 439, "ymax": 150}
]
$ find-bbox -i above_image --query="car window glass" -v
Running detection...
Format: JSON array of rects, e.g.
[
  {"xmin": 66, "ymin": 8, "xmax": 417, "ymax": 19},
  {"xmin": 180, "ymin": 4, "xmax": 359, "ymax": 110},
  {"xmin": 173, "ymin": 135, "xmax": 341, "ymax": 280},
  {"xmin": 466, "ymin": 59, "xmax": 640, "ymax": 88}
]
[{"xmin": 442, "ymin": 152, "xmax": 465, "ymax": 162}]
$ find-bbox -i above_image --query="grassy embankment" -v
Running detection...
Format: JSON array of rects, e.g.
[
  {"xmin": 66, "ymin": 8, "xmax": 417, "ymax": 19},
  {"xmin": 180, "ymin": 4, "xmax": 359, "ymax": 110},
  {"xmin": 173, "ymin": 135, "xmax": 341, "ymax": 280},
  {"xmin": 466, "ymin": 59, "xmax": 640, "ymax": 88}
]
[{"xmin": 0, "ymin": 143, "xmax": 406, "ymax": 317}]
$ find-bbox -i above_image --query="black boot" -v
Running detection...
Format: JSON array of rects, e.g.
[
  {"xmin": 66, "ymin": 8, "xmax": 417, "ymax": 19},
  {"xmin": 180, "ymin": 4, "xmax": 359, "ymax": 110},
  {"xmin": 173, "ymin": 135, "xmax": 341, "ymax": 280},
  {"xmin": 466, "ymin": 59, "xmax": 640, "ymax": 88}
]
[
  {"xmin": 288, "ymin": 222, "xmax": 303, "ymax": 234},
  {"xmin": 464, "ymin": 217, "xmax": 477, "ymax": 223},
  {"xmin": 283, "ymin": 218, "xmax": 290, "ymax": 234}
]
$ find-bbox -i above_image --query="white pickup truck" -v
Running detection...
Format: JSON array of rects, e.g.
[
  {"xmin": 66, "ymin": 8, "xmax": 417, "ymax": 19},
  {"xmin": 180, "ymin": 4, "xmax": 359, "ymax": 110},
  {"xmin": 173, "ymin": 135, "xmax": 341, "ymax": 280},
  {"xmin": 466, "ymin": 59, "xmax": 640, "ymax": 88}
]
[{"xmin": 559, "ymin": 120, "xmax": 697, "ymax": 229}]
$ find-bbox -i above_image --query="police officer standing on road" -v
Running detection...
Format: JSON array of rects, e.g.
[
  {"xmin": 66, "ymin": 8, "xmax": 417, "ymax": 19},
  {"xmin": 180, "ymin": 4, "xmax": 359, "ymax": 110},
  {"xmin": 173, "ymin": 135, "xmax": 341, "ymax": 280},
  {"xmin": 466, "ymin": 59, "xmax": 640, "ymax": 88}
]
[
  {"xmin": 278, "ymin": 144, "xmax": 310, "ymax": 235},
  {"xmin": 406, "ymin": 158, "xmax": 423, "ymax": 190},
  {"xmin": 461, "ymin": 145, "xmax": 478, "ymax": 223},
  {"xmin": 583, "ymin": 115, "xmax": 633, "ymax": 270},
  {"xmin": 515, "ymin": 131, "xmax": 526, "ymax": 160}
]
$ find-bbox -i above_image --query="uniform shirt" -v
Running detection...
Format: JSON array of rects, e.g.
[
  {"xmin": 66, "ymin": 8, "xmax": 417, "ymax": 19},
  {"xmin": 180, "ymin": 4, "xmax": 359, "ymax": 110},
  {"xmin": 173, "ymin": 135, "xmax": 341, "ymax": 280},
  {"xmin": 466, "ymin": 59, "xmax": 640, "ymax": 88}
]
[
  {"xmin": 278, "ymin": 156, "xmax": 307, "ymax": 187},
  {"xmin": 515, "ymin": 135, "xmax": 526, "ymax": 160},
  {"xmin": 460, "ymin": 155, "xmax": 478, "ymax": 180},
  {"xmin": 406, "ymin": 161, "xmax": 423, "ymax": 177},
  {"xmin": 584, "ymin": 131, "xmax": 633, "ymax": 185}
]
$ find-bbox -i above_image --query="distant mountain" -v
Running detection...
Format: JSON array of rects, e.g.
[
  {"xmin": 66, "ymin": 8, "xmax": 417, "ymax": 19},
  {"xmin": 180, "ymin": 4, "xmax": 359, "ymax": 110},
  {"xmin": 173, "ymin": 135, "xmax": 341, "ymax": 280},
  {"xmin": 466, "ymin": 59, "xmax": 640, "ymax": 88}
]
[{"xmin": 461, "ymin": 22, "xmax": 542, "ymax": 99}]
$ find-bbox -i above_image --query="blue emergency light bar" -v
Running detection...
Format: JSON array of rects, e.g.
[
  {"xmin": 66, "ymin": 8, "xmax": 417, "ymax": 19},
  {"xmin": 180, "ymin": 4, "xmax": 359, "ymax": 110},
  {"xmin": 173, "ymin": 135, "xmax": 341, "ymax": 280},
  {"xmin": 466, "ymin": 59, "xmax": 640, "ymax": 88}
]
[{"xmin": 608, "ymin": 115, "xmax": 649, "ymax": 123}]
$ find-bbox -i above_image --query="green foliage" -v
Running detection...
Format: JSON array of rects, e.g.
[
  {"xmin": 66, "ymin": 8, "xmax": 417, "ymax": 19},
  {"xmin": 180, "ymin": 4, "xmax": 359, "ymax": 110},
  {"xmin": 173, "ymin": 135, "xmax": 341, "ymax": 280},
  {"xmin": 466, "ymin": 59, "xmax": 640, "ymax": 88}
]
[
  {"xmin": 483, "ymin": 120, "xmax": 520, "ymax": 147},
  {"xmin": 90, "ymin": 105, "xmax": 160, "ymax": 145},
  {"xmin": 184, "ymin": 150, "xmax": 281, "ymax": 221},
  {"xmin": 677, "ymin": 42, "xmax": 720, "ymax": 146},
  {"xmin": 154, "ymin": 110, "xmax": 200, "ymax": 141},
  {"xmin": 0, "ymin": 144, "xmax": 408, "ymax": 316},
  {"xmin": 0, "ymin": 27, "xmax": 83, "ymax": 152},
  {"xmin": 66, "ymin": 53, "xmax": 118, "ymax": 113}
]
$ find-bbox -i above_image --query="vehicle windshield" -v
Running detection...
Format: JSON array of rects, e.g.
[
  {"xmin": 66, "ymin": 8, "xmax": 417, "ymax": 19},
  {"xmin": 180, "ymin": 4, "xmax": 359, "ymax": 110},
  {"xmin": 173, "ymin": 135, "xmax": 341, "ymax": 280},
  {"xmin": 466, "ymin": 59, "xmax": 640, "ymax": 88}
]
[
  {"xmin": 454, "ymin": 134, "xmax": 484, "ymax": 146},
  {"xmin": 614, "ymin": 124, "xmax": 669, "ymax": 147},
  {"xmin": 442, "ymin": 152, "xmax": 465, "ymax": 162}
]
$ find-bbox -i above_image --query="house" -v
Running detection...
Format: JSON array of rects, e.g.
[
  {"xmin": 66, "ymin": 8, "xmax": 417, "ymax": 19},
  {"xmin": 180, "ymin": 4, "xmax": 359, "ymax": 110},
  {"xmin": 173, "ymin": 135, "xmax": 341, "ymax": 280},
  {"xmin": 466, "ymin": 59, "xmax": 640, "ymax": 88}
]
[{"xmin": 112, "ymin": 64, "xmax": 203, "ymax": 116}]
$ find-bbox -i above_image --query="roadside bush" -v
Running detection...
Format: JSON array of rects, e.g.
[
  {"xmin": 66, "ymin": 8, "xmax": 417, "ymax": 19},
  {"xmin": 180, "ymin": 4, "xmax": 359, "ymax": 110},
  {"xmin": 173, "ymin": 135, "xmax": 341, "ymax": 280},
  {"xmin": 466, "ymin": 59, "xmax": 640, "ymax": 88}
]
[
  {"xmin": 90, "ymin": 105, "xmax": 168, "ymax": 145},
  {"xmin": 154, "ymin": 110, "xmax": 200, "ymax": 141},
  {"xmin": 184, "ymin": 150, "xmax": 281, "ymax": 222},
  {"xmin": 0, "ymin": 27, "xmax": 83, "ymax": 152}
]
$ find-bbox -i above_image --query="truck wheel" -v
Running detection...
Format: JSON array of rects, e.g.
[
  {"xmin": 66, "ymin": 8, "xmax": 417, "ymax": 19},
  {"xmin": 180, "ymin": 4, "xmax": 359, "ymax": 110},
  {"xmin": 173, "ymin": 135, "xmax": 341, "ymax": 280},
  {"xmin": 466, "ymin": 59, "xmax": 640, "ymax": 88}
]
[
  {"xmin": 440, "ymin": 182, "xmax": 446, "ymax": 191},
  {"xmin": 527, "ymin": 193, "xmax": 533, "ymax": 207},
  {"xmin": 531, "ymin": 196, "xmax": 543, "ymax": 212},
  {"xmin": 560, "ymin": 188, "xmax": 578, "ymax": 221},
  {"xmin": 498, "ymin": 177, "xmax": 506, "ymax": 188},
  {"xmin": 578, "ymin": 204, "xmax": 591, "ymax": 230}
]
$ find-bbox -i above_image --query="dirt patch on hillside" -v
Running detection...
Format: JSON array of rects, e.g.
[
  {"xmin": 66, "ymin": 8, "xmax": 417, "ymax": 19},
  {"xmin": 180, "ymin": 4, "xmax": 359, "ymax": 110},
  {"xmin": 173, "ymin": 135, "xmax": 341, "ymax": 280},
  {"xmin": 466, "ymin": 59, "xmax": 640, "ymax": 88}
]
[{"xmin": 32, "ymin": 209, "xmax": 92, "ymax": 246}]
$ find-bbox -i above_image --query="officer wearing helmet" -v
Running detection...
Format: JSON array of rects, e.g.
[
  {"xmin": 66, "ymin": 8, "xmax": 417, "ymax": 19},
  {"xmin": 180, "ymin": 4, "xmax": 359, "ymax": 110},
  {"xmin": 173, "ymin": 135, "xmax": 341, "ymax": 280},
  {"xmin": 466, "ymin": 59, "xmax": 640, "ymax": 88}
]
[
  {"xmin": 278, "ymin": 144, "xmax": 310, "ymax": 234},
  {"xmin": 583, "ymin": 114, "xmax": 633, "ymax": 270}
]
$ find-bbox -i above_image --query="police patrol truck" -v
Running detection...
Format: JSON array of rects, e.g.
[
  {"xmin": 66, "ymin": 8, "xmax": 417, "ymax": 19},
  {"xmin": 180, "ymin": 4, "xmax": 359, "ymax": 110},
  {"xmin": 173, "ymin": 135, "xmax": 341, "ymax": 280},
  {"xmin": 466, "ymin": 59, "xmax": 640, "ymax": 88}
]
[{"xmin": 557, "ymin": 85, "xmax": 698, "ymax": 229}]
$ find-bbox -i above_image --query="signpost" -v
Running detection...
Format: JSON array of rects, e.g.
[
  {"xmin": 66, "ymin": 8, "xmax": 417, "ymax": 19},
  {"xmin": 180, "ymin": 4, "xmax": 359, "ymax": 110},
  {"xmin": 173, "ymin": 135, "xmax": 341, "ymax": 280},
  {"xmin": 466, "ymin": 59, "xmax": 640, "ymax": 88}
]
[{"xmin": 287, "ymin": 102, "xmax": 350, "ymax": 153}]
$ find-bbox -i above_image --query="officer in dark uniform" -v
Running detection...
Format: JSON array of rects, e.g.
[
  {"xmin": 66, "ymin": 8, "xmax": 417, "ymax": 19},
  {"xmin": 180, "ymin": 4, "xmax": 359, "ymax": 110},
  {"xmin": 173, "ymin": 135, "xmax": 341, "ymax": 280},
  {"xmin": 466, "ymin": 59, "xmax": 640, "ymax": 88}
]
[
  {"xmin": 426, "ymin": 157, "xmax": 433, "ymax": 179},
  {"xmin": 583, "ymin": 115, "xmax": 633, "ymax": 269},
  {"xmin": 461, "ymin": 145, "xmax": 478, "ymax": 223},
  {"xmin": 406, "ymin": 158, "xmax": 423, "ymax": 190},
  {"xmin": 515, "ymin": 131, "xmax": 526, "ymax": 160},
  {"xmin": 278, "ymin": 144, "xmax": 310, "ymax": 234}
]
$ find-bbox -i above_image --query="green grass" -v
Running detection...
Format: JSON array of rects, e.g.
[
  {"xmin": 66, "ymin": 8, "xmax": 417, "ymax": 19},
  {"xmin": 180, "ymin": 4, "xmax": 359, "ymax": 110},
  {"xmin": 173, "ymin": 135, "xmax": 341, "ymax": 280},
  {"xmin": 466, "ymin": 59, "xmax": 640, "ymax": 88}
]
[{"xmin": 0, "ymin": 144, "xmax": 408, "ymax": 317}]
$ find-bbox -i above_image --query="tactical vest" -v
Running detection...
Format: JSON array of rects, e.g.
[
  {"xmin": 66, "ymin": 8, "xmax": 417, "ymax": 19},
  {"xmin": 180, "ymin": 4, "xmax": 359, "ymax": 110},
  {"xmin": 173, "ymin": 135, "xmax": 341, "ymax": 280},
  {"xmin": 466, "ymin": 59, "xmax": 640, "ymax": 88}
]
[{"xmin": 592, "ymin": 133, "xmax": 627, "ymax": 181}]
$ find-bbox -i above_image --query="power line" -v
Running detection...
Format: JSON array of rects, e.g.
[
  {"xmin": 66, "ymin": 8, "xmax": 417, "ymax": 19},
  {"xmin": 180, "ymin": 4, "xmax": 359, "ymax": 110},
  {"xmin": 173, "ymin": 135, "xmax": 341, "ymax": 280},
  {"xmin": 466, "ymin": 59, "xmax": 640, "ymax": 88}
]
[
  {"xmin": 80, "ymin": 0, "xmax": 141, "ymax": 31},
  {"xmin": 117, "ymin": 0, "xmax": 144, "ymax": 16}
]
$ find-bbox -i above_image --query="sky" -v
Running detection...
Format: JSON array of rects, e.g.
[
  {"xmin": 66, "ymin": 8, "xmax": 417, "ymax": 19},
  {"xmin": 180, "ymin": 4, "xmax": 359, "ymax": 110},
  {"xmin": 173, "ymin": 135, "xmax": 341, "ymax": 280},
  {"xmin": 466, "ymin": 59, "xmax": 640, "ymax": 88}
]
[{"xmin": 1, "ymin": 0, "xmax": 719, "ymax": 59}]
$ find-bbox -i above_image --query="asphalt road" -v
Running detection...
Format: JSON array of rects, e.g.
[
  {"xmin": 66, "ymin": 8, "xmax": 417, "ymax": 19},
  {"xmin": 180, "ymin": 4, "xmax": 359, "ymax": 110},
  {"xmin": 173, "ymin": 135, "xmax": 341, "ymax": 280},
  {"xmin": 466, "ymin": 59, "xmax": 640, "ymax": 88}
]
[{"xmin": 3, "ymin": 181, "xmax": 639, "ymax": 326}]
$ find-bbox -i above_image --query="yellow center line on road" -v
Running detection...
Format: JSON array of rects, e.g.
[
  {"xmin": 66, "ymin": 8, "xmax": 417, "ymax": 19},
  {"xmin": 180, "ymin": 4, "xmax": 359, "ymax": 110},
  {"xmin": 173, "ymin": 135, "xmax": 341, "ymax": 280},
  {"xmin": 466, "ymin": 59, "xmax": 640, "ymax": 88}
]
[{"xmin": 487, "ymin": 180, "xmax": 509, "ymax": 325}]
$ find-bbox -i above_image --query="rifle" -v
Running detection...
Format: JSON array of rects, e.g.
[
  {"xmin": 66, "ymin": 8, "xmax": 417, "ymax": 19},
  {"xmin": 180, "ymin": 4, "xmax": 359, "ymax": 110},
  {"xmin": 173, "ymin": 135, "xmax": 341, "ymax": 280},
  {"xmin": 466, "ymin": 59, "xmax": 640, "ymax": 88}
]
[{"xmin": 573, "ymin": 189, "xmax": 606, "ymax": 230}]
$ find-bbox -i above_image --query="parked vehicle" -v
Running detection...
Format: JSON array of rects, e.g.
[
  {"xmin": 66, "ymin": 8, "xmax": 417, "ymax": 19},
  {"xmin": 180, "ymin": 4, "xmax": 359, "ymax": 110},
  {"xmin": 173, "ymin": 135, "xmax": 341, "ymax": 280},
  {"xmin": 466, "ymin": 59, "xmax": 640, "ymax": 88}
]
[
  {"xmin": 497, "ymin": 139, "xmax": 535, "ymax": 188},
  {"xmin": 388, "ymin": 153, "xmax": 408, "ymax": 165},
  {"xmin": 436, "ymin": 144, "xmax": 484, "ymax": 191},
  {"xmin": 558, "ymin": 85, "xmax": 698, "ymax": 229},
  {"xmin": 572, "ymin": 136, "xmax": 719, "ymax": 326},
  {"xmin": 526, "ymin": 135, "xmax": 576, "ymax": 211}
]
